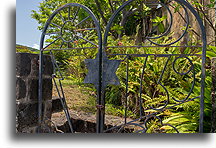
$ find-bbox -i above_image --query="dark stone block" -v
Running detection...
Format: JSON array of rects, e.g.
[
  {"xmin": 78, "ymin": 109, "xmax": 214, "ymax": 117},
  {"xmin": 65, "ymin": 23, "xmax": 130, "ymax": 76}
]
[
  {"xmin": 29, "ymin": 54, "xmax": 53, "ymax": 77},
  {"xmin": 56, "ymin": 118, "xmax": 134, "ymax": 133},
  {"xmin": 43, "ymin": 55, "xmax": 53, "ymax": 76},
  {"xmin": 52, "ymin": 97, "xmax": 63, "ymax": 113},
  {"xmin": 42, "ymin": 78, "xmax": 53, "ymax": 100},
  {"xmin": 19, "ymin": 126, "xmax": 38, "ymax": 133},
  {"xmin": 16, "ymin": 77, "xmax": 26, "ymax": 100},
  {"xmin": 17, "ymin": 101, "xmax": 51, "ymax": 130},
  {"xmin": 26, "ymin": 78, "xmax": 53, "ymax": 102},
  {"xmin": 25, "ymin": 78, "xmax": 38, "ymax": 102},
  {"xmin": 16, "ymin": 53, "xmax": 53, "ymax": 78},
  {"xmin": 16, "ymin": 53, "xmax": 31, "ymax": 77},
  {"xmin": 29, "ymin": 55, "xmax": 39, "ymax": 77},
  {"xmin": 16, "ymin": 103, "xmax": 38, "ymax": 128},
  {"xmin": 43, "ymin": 100, "xmax": 52, "ymax": 122},
  {"xmin": 16, "ymin": 53, "xmax": 53, "ymax": 133}
]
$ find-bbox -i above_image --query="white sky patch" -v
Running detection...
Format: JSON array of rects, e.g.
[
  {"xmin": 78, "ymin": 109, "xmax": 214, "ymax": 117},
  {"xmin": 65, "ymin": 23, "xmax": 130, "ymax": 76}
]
[
  {"xmin": 32, "ymin": 44, "xmax": 39, "ymax": 49},
  {"xmin": 157, "ymin": 4, "xmax": 162, "ymax": 9}
]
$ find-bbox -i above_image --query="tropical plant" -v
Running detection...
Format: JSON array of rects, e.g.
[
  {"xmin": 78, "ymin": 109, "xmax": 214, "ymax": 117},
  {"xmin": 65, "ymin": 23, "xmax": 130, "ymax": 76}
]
[{"xmin": 31, "ymin": 0, "xmax": 215, "ymax": 133}]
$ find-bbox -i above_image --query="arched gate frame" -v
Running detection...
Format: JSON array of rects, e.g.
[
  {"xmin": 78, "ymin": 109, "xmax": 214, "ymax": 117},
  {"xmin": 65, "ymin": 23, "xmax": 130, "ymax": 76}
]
[{"xmin": 38, "ymin": 0, "xmax": 206, "ymax": 133}]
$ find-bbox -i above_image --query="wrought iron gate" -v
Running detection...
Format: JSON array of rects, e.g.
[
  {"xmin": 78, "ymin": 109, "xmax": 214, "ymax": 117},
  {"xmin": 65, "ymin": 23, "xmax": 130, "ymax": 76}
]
[{"xmin": 38, "ymin": 0, "xmax": 206, "ymax": 133}]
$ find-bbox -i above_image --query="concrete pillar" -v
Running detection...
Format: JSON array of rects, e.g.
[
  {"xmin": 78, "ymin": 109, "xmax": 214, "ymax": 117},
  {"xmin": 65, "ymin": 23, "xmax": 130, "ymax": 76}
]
[{"xmin": 16, "ymin": 53, "xmax": 53, "ymax": 133}]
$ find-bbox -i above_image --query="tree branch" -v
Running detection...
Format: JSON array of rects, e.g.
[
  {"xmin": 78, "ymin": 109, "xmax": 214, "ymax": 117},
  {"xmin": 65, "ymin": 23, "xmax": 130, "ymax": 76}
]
[
  {"xmin": 94, "ymin": 0, "xmax": 108, "ymax": 25},
  {"xmin": 196, "ymin": 5, "xmax": 216, "ymax": 32},
  {"xmin": 108, "ymin": 0, "xmax": 115, "ymax": 13}
]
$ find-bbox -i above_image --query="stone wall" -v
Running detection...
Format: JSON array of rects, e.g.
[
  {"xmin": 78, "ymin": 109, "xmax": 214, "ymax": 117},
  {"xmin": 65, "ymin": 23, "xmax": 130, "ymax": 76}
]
[
  {"xmin": 211, "ymin": 58, "xmax": 216, "ymax": 133},
  {"xmin": 16, "ymin": 53, "xmax": 53, "ymax": 133}
]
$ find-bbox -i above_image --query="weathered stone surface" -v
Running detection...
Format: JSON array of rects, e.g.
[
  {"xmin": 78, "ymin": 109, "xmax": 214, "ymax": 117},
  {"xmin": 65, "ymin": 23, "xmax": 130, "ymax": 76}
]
[
  {"xmin": 52, "ymin": 97, "xmax": 63, "ymax": 113},
  {"xmin": 42, "ymin": 78, "xmax": 53, "ymax": 101},
  {"xmin": 16, "ymin": 53, "xmax": 53, "ymax": 133},
  {"xmin": 16, "ymin": 77, "xmax": 26, "ymax": 100},
  {"xmin": 16, "ymin": 53, "xmax": 31, "ymax": 77},
  {"xmin": 26, "ymin": 78, "xmax": 53, "ymax": 102},
  {"xmin": 16, "ymin": 53, "xmax": 53, "ymax": 77},
  {"xmin": 42, "ymin": 100, "xmax": 52, "ymax": 124},
  {"xmin": 43, "ymin": 56, "xmax": 53, "ymax": 76},
  {"xmin": 29, "ymin": 55, "xmax": 39, "ymax": 77},
  {"xmin": 56, "ymin": 118, "xmax": 133, "ymax": 133},
  {"xmin": 20, "ymin": 126, "xmax": 38, "ymax": 133},
  {"xmin": 16, "ymin": 102, "xmax": 38, "ymax": 128},
  {"xmin": 16, "ymin": 101, "xmax": 53, "ymax": 130},
  {"xmin": 29, "ymin": 54, "xmax": 53, "ymax": 77}
]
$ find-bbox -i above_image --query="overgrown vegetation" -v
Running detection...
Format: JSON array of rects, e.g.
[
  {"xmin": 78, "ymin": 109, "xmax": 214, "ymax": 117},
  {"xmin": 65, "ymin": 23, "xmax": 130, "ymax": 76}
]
[
  {"xmin": 16, "ymin": 44, "xmax": 39, "ymax": 53},
  {"xmin": 25, "ymin": 0, "xmax": 216, "ymax": 133}
]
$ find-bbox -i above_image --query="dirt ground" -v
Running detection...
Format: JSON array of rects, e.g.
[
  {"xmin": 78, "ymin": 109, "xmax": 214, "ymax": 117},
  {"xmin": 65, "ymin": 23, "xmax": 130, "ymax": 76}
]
[{"xmin": 51, "ymin": 83, "xmax": 136, "ymax": 132}]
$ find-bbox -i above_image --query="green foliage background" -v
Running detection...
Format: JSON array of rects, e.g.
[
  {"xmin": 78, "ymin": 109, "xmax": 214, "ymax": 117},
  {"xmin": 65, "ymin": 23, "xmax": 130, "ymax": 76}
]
[{"xmin": 21, "ymin": 0, "xmax": 216, "ymax": 133}]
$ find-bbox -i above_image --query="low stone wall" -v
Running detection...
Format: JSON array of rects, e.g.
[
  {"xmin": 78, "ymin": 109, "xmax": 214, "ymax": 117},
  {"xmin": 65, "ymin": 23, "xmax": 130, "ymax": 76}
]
[
  {"xmin": 16, "ymin": 53, "xmax": 53, "ymax": 133},
  {"xmin": 211, "ymin": 58, "xmax": 216, "ymax": 133}
]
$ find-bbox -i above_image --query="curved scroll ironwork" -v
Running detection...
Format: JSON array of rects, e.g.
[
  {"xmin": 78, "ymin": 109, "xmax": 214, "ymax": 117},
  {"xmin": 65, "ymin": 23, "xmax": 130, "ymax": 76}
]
[
  {"xmin": 104, "ymin": 0, "xmax": 191, "ymax": 47},
  {"xmin": 143, "ymin": 115, "xmax": 179, "ymax": 133},
  {"xmin": 145, "ymin": 2, "xmax": 173, "ymax": 40},
  {"xmin": 103, "ymin": 0, "xmax": 206, "ymax": 133},
  {"xmin": 172, "ymin": 56, "xmax": 196, "ymax": 102},
  {"xmin": 149, "ymin": 56, "xmax": 171, "ymax": 111},
  {"xmin": 146, "ymin": 2, "xmax": 190, "ymax": 46},
  {"xmin": 40, "ymin": 3, "xmax": 102, "ymax": 51},
  {"xmin": 38, "ymin": 3, "xmax": 102, "ymax": 133},
  {"xmin": 38, "ymin": 0, "xmax": 206, "ymax": 133}
]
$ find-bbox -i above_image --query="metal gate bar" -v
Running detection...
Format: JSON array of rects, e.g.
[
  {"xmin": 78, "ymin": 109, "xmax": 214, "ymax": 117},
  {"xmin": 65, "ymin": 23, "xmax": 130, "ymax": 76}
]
[{"xmin": 38, "ymin": 0, "xmax": 207, "ymax": 133}]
